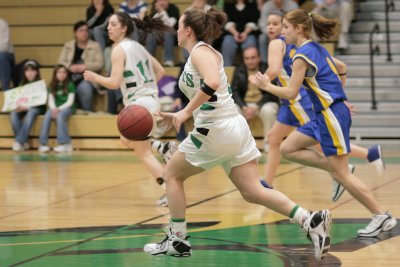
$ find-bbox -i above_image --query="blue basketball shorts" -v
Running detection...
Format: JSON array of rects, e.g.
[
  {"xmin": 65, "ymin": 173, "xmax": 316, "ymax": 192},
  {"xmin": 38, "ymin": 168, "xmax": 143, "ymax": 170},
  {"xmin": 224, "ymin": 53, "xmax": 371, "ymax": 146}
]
[
  {"xmin": 297, "ymin": 101, "xmax": 351, "ymax": 156},
  {"xmin": 277, "ymin": 95, "xmax": 314, "ymax": 128}
]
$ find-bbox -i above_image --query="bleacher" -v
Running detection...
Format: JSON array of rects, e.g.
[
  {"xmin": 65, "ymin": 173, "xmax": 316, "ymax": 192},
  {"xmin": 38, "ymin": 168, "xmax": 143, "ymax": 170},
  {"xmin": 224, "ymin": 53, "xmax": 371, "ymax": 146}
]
[
  {"xmin": 0, "ymin": 0, "xmax": 187, "ymax": 149},
  {"xmin": 0, "ymin": 0, "xmax": 341, "ymax": 150}
]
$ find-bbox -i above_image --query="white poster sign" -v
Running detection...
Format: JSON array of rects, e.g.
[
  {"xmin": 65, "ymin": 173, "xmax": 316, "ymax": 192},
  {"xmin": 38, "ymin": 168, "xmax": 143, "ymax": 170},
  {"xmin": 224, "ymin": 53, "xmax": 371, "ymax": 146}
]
[{"xmin": 1, "ymin": 80, "xmax": 47, "ymax": 112}]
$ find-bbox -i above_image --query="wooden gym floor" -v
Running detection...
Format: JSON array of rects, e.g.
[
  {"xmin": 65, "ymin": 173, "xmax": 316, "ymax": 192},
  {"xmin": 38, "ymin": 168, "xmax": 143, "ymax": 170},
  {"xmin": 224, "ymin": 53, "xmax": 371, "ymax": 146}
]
[{"xmin": 0, "ymin": 149, "xmax": 399, "ymax": 266}]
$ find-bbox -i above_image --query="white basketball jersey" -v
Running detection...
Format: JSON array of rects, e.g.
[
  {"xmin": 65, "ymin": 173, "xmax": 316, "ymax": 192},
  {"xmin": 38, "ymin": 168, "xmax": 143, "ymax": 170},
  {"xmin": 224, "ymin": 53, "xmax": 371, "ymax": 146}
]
[
  {"xmin": 178, "ymin": 41, "xmax": 238, "ymax": 124},
  {"xmin": 119, "ymin": 39, "xmax": 158, "ymax": 105}
]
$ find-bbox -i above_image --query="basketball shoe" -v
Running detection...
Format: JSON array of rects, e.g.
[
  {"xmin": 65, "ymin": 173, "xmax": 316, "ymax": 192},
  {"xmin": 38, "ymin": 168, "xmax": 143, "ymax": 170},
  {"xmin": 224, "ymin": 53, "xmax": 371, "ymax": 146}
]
[
  {"xmin": 331, "ymin": 164, "xmax": 355, "ymax": 202},
  {"xmin": 53, "ymin": 144, "xmax": 73, "ymax": 153},
  {"xmin": 302, "ymin": 210, "xmax": 332, "ymax": 261},
  {"xmin": 151, "ymin": 140, "xmax": 178, "ymax": 163},
  {"xmin": 144, "ymin": 226, "xmax": 192, "ymax": 257},
  {"xmin": 156, "ymin": 193, "xmax": 168, "ymax": 207},
  {"xmin": 367, "ymin": 145, "xmax": 385, "ymax": 178},
  {"xmin": 259, "ymin": 179, "xmax": 273, "ymax": 189},
  {"xmin": 357, "ymin": 211, "xmax": 397, "ymax": 237}
]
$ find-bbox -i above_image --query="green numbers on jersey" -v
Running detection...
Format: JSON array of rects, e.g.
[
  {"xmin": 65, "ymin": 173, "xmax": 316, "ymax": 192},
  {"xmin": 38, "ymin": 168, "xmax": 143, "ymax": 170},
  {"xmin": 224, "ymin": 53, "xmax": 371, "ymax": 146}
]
[
  {"xmin": 181, "ymin": 71, "xmax": 194, "ymax": 87},
  {"xmin": 136, "ymin": 60, "xmax": 154, "ymax": 83},
  {"xmin": 123, "ymin": 60, "xmax": 154, "ymax": 88}
]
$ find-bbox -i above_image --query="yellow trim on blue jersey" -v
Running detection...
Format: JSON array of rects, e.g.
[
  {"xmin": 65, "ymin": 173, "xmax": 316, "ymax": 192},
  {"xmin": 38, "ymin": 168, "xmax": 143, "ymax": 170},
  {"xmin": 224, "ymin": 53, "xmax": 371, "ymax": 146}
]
[
  {"xmin": 278, "ymin": 74, "xmax": 288, "ymax": 87},
  {"xmin": 326, "ymin": 56, "xmax": 340, "ymax": 80},
  {"xmin": 293, "ymin": 54, "xmax": 318, "ymax": 76},
  {"xmin": 289, "ymin": 102, "xmax": 310, "ymax": 125},
  {"xmin": 304, "ymin": 77, "xmax": 333, "ymax": 109},
  {"xmin": 300, "ymin": 40, "xmax": 313, "ymax": 46},
  {"xmin": 321, "ymin": 108, "xmax": 348, "ymax": 155}
]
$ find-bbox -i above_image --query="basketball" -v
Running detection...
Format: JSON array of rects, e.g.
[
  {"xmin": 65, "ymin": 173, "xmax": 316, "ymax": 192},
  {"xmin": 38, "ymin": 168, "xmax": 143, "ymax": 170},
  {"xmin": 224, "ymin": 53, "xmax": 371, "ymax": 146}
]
[{"xmin": 117, "ymin": 105, "xmax": 153, "ymax": 140}]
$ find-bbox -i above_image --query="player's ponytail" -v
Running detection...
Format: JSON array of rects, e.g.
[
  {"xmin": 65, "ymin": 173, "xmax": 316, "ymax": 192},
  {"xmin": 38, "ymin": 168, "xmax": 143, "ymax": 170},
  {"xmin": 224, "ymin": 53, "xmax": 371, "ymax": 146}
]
[
  {"xmin": 133, "ymin": 14, "xmax": 175, "ymax": 44},
  {"xmin": 284, "ymin": 9, "xmax": 338, "ymax": 41},
  {"xmin": 309, "ymin": 12, "xmax": 338, "ymax": 41},
  {"xmin": 114, "ymin": 12, "xmax": 174, "ymax": 44},
  {"xmin": 183, "ymin": 7, "xmax": 227, "ymax": 43}
]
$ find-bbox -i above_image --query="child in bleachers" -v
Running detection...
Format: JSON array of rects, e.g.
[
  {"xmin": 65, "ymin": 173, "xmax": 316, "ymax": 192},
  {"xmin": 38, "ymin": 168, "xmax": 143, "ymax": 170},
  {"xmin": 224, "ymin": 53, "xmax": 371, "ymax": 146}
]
[
  {"xmin": 10, "ymin": 60, "xmax": 46, "ymax": 152},
  {"xmin": 38, "ymin": 65, "xmax": 76, "ymax": 153}
]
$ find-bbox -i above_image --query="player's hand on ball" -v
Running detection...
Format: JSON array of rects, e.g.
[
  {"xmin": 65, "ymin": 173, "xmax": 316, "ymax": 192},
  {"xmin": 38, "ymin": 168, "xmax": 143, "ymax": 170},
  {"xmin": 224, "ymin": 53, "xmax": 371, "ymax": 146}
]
[
  {"xmin": 157, "ymin": 112, "xmax": 174, "ymax": 129},
  {"xmin": 158, "ymin": 110, "xmax": 190, "ymax": 132}
]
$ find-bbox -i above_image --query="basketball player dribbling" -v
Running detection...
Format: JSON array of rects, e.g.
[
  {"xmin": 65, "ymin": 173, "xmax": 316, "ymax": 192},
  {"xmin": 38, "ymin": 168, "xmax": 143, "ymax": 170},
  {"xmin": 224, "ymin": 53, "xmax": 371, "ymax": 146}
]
[
  {"xmin": 143, "ymin": 7, "xmax": 332, "ymax": 261},
  {"xmin": 83, "ymin": 12, "xmax": 176, "ymax": 206}
]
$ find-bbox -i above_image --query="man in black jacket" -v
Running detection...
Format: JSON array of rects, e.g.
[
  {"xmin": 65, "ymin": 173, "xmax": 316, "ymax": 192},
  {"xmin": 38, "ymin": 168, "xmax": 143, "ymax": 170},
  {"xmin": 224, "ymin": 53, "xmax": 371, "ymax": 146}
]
[{"xmin": 231, "ymin": 46, "xmax": 279, "ymax": 152}]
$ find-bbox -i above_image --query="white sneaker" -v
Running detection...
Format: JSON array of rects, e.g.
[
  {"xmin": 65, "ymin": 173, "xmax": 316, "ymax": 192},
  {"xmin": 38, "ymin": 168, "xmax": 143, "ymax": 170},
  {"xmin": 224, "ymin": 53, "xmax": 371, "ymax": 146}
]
[
  {"xmin": 23, "ymin": 143, "xmax": 30, "ymax": 150},
  {"xmin": 368, "ymin": 145, "xmax": 385, "ymax": 178},
  {"xmin": 357, "ymin": 211, "xmax": 397, "ymax": 237},
  {"xmin": 163, "ymin": 60, "xmax": 174, "ymax": 67},
  {"xmin": 302, "ymin": 210, "xmax": 332, "ymax": 261},
  {"xmin": 38, "ymin": 145, "xmax": 50, "ymax": 153},
  {"xmin": 144, "ymin": 226, "xmax": 191, "ymax": 257},
  {"xmin": 152, "ymin": 140, "xmax": 178, "ymax": 163},
  {"xmin": 12, "ymin": 142, "xmax": 24, "ymax": 152},
  {"xmin": 156, "ymin": 193, "xmax": 168, "ymax": 207},
  {"xmin": 331, "ymin": 164, "xmax": 355, "ymax": 202},
  {"xmin": 53, "ymin": 144, "xmax": 73, "ymax": 153}
]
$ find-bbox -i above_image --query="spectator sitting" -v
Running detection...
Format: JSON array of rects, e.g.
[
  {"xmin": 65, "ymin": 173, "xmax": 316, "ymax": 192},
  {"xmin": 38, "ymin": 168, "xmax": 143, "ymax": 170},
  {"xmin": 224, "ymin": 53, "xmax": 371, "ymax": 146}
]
[
  {"xmin": 119, "ymin": 0, "xmax": 149, "ymax": 41},
  {"xmin": 146, "ymin": 0, "xmax": 180, "ymax": 67},
  {"xmin": 258, "ymin": 0, "xmax": 298, "ymax": 64},
  {"xmin": 119, "ymin": 0, "xmax": 148, "ymax": 18},
  {"xmin": 313, "ymin": 0, "xmax": 353, "ymax": 51},
  {"xmin": 58, "ymin": 21, "xmax": 103, "ymax": 112},
  {"xmin": 231, "ymin": 46, "xmax": 279, "ymax": 151},
  {"xmin": 221, "ymin": 0, "xmax": 260, "ymax": 66},
  {"xmin": 10, "ymin": 60, "xmax": 46, "ymax": 152},
  {"xmin": 38, "ymin": 65, "xmax": 76, "ymax": 153},
  {"xmin": 86, "ymin": 0, "xmax": 115, "ymax": 50},
  {"xmin": 0, "ymin": 18, "xmax": 15, "ymax": 91},
  {"xmin": 188, "ymin": 0, "xmax": 212, "ymax": 11}
]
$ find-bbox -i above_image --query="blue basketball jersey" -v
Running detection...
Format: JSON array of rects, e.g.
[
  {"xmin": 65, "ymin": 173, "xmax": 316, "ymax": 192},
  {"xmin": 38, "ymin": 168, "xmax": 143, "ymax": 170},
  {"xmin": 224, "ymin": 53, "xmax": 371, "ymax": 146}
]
[
  {"xmin": 275, "ymin": 37, "xmax": 308, "ymax": 106},
  {"xmin": 293, "ymin": 40, "xmax": 347, "ymax": 112}
]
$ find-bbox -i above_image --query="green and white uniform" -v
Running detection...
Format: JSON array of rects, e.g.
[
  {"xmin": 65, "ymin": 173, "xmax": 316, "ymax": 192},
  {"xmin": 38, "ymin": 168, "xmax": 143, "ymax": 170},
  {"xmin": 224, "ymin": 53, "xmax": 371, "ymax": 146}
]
[
  {"xmin": 119, "ymin": 39, "xmax": 161, "ymax": 135},
  {"xmin": 178, "ymin": 41, "xmax": 261, "ymax": 174}
]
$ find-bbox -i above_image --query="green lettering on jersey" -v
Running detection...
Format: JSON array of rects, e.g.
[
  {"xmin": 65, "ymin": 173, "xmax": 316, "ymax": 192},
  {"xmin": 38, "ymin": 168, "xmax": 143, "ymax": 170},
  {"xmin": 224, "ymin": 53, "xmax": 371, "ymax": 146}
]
[
  {"xmin": 228, "ymin": 84, "xmax": 233, "ymax": 94},
  {"xmin": 182, "ymin": 71, "xmax": 194, "ymax": 87},
  {"xmin": 123, "ymin": 70, "xmax": 134, "ymax": 78},
  {"xmin": 200, "ymin": 104, "xmax": 215, "ymax": 110}
]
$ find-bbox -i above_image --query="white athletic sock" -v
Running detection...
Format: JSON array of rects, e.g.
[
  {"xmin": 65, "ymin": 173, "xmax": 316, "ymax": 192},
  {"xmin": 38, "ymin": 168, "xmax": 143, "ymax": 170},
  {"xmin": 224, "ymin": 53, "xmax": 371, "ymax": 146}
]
[
  {"xmin": 170, "ymin": 218, "xmax": 187, "ymax": 239},
  {"xmin": 291, "ymin": 206, "xmax": 310, "ymax": 226}
]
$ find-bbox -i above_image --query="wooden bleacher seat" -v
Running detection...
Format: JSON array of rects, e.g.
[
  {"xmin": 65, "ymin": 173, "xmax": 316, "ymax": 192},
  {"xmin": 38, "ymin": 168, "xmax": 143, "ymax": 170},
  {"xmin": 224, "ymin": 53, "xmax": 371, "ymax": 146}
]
[{"xmin": 0, "ymin": 114, "xmax": 264, "ymax": 150}]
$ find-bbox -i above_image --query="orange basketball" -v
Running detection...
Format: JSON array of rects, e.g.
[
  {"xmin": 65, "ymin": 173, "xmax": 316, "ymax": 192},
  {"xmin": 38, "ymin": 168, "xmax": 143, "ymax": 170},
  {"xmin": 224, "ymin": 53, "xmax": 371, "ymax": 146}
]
[{"xmin": 117, "ymin": 105, "xmax": 153, "ymax": 140}]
